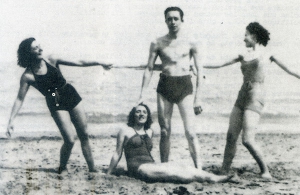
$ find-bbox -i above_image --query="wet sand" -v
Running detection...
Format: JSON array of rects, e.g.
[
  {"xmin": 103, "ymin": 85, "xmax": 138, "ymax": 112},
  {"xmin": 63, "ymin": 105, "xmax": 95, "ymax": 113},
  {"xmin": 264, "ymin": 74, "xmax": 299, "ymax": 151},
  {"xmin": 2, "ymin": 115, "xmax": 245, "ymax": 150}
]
[{"xmin": 1, "ymin": 132, "xmax": 300, "ymax": 195}]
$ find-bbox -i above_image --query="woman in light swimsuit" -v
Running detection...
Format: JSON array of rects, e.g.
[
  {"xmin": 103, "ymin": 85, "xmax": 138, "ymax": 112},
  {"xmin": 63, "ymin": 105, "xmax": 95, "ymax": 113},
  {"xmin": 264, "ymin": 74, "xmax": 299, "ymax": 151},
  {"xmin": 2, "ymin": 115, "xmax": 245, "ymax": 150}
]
[
  {"xmin": 107, "ymin": 103, "xmax": 233, "ymax": 183},
  {"xmin": 6, "ymin": 37, "xmax": 112, "ymax": 173},
  {"xmin": 204, "ymin": 22, "xmax": 300, "ymax": 179}
]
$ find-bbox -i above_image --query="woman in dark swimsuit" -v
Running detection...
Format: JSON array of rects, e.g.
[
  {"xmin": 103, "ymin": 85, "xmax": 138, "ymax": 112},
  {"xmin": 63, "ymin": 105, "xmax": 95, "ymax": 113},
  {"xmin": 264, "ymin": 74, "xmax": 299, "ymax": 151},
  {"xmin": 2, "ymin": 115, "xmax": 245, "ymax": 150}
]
[
  {"xmin": 107, "ymin": 103, "xmax": 232, "ymax": 183},
  {"xmin": 204, "ymin": 22, "xmax": 300, "ymax": 179},
  {"xmin": 6, "ymin": 37, "xmax": 112, "ymax": 173}
]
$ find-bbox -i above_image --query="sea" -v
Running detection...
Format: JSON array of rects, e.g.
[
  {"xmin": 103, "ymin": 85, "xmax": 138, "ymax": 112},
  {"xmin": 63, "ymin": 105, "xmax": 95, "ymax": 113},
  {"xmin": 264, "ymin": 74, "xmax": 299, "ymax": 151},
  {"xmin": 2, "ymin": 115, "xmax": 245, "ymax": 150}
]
[{"xmin": 1, "ymin": 60, "xmax": 300, "ymax": 136}]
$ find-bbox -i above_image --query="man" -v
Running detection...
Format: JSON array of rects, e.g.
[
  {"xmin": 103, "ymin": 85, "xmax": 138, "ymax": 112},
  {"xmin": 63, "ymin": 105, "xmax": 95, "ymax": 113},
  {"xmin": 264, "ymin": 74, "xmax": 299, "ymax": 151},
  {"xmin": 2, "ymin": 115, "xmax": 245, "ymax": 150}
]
[{"xmin": 138, "ymin": 7, "xmax": 203, "ymax": 168}]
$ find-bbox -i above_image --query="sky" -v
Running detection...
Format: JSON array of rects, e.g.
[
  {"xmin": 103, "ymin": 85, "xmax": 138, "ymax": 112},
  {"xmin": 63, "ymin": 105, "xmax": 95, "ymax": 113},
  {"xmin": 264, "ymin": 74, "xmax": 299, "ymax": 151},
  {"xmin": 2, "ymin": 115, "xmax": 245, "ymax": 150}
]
[{"xmin": 1, "ymin": 0, "xmax": 300, "ymax": 66}]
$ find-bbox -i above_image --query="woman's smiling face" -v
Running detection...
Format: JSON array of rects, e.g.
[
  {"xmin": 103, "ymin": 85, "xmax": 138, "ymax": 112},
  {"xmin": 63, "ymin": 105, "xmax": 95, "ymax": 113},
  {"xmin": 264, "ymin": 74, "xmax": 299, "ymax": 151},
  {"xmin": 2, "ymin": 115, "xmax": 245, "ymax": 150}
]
[
  {"xmin": 30, "ymin": 40, "xmax": 43, "ymax": 60},
  {"xmin": 134, "ymin": 105, "xmax": 148, "ymax": 125}
]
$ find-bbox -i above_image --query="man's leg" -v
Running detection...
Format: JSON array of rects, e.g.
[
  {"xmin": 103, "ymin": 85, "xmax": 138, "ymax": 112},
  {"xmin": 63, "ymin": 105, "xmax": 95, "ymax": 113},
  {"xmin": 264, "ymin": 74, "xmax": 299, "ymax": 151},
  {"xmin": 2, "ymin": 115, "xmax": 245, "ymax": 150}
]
[
  {"xmin": 177, "ymin": 95, "xmax": 202, "ymax": 168},
  {"xmin": 157, "ymin": 93, "xmax": 174, "ymax": 163}
]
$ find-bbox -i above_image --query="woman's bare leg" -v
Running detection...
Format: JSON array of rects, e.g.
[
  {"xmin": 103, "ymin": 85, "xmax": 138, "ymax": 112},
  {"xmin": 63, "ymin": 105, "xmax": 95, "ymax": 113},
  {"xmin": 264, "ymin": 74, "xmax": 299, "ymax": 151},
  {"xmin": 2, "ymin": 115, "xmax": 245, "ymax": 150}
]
[
  {"xmin": 52, "ymin": 110, "xmax": 75, "ymax": 172},
  {"xmin": 138, "ymin": 163, "xmax": 231, "ymax": 183},
  {"xmin": 221, "ymin": 107, "xmax": 243, "ymax": 173},
  {"xmin": 70, "ymin": 102, "xmax": 96, "ymax": 172},
  {"xmin": 242, "ymin": 110, "xmax": 271, "ymax": 179}
]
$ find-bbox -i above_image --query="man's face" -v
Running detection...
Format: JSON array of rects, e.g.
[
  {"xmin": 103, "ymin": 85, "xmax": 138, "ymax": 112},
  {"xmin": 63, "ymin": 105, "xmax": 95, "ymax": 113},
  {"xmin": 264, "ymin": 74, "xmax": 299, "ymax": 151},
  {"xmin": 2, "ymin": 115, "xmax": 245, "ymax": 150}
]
[{"xmin": 165, "ymin": 11, "xmax": 182, "ymax": 33}]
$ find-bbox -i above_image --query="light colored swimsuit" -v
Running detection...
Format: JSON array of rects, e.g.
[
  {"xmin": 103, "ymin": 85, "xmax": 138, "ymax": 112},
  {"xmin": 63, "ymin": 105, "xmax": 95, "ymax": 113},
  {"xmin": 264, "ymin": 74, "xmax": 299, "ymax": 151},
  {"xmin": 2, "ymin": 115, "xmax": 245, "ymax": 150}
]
[{"xmin": 234, "ymin": 55, "xmax": 265, "ymax": 114}]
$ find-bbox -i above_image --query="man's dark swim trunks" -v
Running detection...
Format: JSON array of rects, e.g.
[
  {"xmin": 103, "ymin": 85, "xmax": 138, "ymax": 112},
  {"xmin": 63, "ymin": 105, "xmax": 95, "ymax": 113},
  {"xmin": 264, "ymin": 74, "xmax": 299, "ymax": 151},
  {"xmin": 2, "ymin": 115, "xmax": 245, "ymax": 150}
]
[{"xmin": 156, "ymin": 73, "xmax": 193, "ymax": 104}]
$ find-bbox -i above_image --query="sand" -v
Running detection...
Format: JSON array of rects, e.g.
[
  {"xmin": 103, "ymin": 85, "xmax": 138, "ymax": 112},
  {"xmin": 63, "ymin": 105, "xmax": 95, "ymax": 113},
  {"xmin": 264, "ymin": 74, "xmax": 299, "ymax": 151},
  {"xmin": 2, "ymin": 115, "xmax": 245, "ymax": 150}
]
[{"xmin": 1, "ymin": 131, "xmax": 300, "ymax": 195}]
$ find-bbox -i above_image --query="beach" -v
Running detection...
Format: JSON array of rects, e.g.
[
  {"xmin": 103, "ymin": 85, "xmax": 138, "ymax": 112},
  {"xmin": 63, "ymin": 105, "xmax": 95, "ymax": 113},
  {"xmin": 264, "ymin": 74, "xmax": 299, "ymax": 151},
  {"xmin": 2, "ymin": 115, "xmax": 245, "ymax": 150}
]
[
  {"xmin": 1, "ymin": 128, "xmax": 300, "ymax": 195},
  {"xmin": 2, "ymin": 1, "xmax": 300, "ymax": 194},
  {"xmin": 1, "ymin": 63, "xmax": 300, "ymax": 194}
]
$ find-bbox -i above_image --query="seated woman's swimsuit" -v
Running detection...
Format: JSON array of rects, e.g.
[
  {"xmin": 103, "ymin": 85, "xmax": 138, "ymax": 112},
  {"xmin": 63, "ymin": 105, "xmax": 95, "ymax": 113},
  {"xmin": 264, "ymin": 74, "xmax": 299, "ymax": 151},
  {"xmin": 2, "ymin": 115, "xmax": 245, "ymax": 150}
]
[
  {"xmin": 124, "ymin": 133, "xmax": 155, "ymax": 178},
  {"xmin": 234, "ymin": 55, "xmax": 265, "ymax": 114},
  {"xmin": 32, "ymin": 61, "xmax": 82, "ymax": 114}
]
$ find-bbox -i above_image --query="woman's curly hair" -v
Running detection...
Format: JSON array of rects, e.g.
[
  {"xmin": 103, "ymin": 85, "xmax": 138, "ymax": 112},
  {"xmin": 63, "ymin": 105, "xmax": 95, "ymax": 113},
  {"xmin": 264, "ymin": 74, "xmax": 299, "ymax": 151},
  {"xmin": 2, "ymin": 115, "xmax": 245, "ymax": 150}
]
[
  {"xmin": 17, "ymin": 37, "xmax": 36, "ymax": 68},
  {"xmin": 246, "ymin": 22, "xmax": 270, "ymax": 47},
  {"xmin": 127, "ymin": 103, "xmax": 153, "ymax": 130}
]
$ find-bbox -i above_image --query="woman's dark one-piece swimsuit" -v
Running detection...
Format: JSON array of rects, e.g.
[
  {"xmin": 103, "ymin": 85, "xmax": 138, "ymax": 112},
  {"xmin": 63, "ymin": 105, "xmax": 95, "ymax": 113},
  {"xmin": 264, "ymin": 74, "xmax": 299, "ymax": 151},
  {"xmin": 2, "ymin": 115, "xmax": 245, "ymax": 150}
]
[
  {"xmin": 32, "ymin": 61, "xmax": 82, "ymax": 114},
  {"xmin": 124, "ymin": 133, "xmax": 155, "ymax": 179}
]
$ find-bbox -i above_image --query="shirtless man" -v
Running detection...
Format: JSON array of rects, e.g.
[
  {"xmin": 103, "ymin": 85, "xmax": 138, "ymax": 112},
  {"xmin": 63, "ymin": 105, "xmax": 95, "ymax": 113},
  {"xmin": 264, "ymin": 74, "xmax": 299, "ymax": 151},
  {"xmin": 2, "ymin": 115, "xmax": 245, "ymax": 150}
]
[{"xmin": 138, "ymin": 7, "xmax": 203, "ymax": 168}]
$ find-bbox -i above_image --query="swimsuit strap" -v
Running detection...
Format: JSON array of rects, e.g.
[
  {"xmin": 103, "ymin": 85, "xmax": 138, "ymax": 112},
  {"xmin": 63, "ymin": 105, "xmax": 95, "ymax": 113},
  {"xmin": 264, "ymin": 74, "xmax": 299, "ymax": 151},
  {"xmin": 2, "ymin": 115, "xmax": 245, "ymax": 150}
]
[
  {"xmin": 133, "ymin": 128, "xmax": 150, "ymax": 139},
  {"xmin": 133, "ymin": 128, "xmax": 148, "ymax": 137},
  {"xmin": 30, "ymin": 60, "xmax": 66, "ymax": 96},
  {"xmin": 125, "ymin": 128, "xmax": 150, "ymax": 148},
  {"xmin": 31, "ymin": 60, "xmax": 56, "ymax": 77}
]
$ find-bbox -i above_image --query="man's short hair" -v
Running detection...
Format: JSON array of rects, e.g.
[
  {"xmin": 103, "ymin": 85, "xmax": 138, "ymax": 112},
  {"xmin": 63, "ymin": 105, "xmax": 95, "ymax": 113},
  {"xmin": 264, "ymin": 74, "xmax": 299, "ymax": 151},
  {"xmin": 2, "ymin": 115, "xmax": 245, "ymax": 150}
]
[{"xmin": 164, "ymin": 7, "xmax": 184, "ymax": 22}]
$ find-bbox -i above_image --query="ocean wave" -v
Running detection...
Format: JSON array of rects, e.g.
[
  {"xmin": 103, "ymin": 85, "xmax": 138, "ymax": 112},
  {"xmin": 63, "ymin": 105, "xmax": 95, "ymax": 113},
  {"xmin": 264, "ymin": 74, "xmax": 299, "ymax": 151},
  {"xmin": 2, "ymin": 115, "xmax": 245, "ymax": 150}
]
[
  {"xmin": 15, "ymin": 110, "xmax": 299, "ymax": 124},
  {"xmin": 88, "ymin": 109, "xmax": 300, "ymax": 124},
  {"xmin": 18, "ymin": 111, "xmax": 49, "ymax": 116},
  {"xmin": 86, "ymin": 112, "xmax": 159, "ymax": 124},
  {"xmin": 261, "ymin": 111, "xmax": 300, "ymax": 120},
  {"xmin": 211, "ymin": 111, "xmax": 299, "ymax": 119},
  {"xmin": 0, "ymin": 135, "xmax": 114, "ymax": 141}
]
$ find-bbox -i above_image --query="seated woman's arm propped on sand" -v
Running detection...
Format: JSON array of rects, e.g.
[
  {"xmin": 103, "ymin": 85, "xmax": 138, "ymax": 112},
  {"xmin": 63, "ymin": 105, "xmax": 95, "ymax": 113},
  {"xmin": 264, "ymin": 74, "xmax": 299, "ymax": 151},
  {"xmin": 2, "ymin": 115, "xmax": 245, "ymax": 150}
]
[{"xmin": 107, "ymin": 129, "xmax": 126, "ymax": 174}]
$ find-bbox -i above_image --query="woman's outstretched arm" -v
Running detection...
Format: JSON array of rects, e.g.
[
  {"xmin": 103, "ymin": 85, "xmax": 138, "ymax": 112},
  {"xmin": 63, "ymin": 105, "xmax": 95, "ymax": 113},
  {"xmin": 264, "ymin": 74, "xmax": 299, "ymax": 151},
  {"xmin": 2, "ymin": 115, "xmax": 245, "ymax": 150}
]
[
  {"xmin": 48, "ymin": 55, "xmax": 112, "ymax": 70},
  {"xmin": 107, "ymin": 130, "xmax": 126, "ymax": 174},
  {"xmin": 204, "ymin": 57, "xmax": 241, "ymax": 69},
  {"xmin": 270, "ymin": 56, "xmax": 300, "ymax": 79},
  {"xmin": 7, "ymin": 73, "xmax": 31, "ymax": 137}
]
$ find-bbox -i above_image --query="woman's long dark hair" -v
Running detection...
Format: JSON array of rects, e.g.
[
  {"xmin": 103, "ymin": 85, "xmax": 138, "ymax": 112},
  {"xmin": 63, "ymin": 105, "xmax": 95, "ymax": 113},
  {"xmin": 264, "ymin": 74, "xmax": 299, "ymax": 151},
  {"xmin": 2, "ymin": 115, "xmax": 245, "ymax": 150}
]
[
  {"xmin": 17, "ymin": 37, "xmax": 36, "ymax": 68},
  {"xmin": 127, "ymin": 103, "xmax": 153, "ymax": 130}
]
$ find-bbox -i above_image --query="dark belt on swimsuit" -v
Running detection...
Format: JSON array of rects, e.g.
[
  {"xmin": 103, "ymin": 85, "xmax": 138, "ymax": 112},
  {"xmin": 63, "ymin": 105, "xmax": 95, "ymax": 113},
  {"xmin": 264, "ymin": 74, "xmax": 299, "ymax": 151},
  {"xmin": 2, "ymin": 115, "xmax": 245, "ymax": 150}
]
[{"xmin": 46, "ymin": 83, "xmax": 67, "ymax": 107}]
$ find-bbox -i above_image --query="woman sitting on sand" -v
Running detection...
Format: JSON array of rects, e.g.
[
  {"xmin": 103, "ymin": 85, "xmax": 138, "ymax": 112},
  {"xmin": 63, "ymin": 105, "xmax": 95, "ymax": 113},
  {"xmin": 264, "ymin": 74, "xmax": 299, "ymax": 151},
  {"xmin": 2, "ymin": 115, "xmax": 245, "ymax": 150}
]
[
  {"xmin": 204, "ymin": 22, "xmax": 300, "ymax": 179},
  {"xmin": 6, "ymin": 37, "xmax": 112, "ymax": 173},
  {"xmin": 107, "ymin": 103, "xmax": 232, "ymax": 183}
]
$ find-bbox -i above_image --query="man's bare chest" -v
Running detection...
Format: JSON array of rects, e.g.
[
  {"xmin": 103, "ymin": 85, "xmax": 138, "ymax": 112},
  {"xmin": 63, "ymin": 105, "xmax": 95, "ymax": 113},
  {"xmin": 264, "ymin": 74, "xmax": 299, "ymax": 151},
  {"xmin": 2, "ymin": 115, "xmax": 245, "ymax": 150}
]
[{"xmin": 158, "ymin": 40, "xmax": 191, "ymax": 60}]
